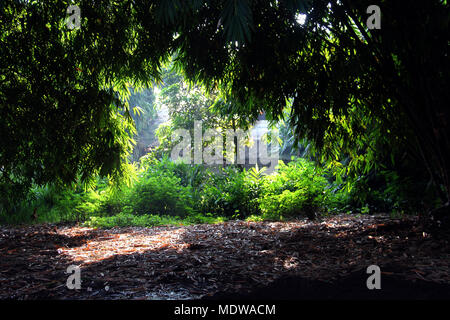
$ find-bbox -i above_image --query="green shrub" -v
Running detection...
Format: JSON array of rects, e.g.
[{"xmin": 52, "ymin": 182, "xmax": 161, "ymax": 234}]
[
  {"xmin": 7, "ymin": 153, "xmax": 414, "ymax": 228},
  {"xmin": 127, "ymin": 173, "xmax": 194, "ymax": 217},
  {"xmin": 259, "ymin": 189, "xmax": 306, "ymax": 219},
  {"xmin": 198, "ymin": 166, "xmax": 261, "ymax": 218},
  {"xmin": 0, "ymin": 183, "xmax": 106, "ymax": 225},
  {"xmin": 259, "ymin": 158, "xmax": 329, "ymax": 218},
  {"xmin": 111, "ymin": 156, "xmax": 196, "ymax": 217},
  {"xmin": 98, "ymin": 187, "xmax": 129, "ymax": 216},
  {"xmin": 245, "ymin": 214, "xmax": 265, "ymax": 222}
]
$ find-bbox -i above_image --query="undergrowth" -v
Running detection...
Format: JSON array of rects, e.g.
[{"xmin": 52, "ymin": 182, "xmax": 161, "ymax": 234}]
[{"xmin": 0, "ymin": 155, "xmax": 425, "ymax": 228}]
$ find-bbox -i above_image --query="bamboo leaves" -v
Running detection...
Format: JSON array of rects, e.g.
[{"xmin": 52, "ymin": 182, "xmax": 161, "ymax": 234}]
[{"xmin": 220, "ymin": 0, "xmax": 254, "ymax": 44}]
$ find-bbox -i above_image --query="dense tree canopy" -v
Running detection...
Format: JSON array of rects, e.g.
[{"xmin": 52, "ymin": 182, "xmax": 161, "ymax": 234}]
[
  {"xmin": 166, "ymin": 0, "xmax": 449, "ymax": 204},
  {"xmin": 0, "ymin": 0, "xmax": 171, "ymax": 203},
  {"xmin": 1, "ymin": 0, "xmax": 448, "ymax": 210}
]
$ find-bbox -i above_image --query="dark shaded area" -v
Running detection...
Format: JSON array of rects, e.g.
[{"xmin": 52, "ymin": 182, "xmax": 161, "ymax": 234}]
[{"xmin": 206, "ymin": 267, "xmax": 450, "ymax": 300}]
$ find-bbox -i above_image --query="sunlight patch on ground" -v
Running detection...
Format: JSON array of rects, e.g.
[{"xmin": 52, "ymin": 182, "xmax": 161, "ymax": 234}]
[{"xmin": 56, "ymin": 226, "xmax": 188, "ymax": 265}]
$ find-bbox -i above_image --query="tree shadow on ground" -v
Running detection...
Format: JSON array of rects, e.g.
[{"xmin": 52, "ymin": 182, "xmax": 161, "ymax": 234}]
[
  {"xmin": 206, "ymin": 267, "xmax": 450, "ymax": 300},
  {"xmin": 1, "ymin": 215, "xmax": 449, "ymax": 300}
]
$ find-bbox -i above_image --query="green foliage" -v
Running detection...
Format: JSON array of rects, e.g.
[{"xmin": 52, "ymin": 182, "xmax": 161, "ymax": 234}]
[
  {"xmin": 259, "ymin": 158, "xmax": 328, "ymax": 219},
  {"xmin": 0, "ymin": 182, "xmax": 105, "ymax": 225},
  {"xmin": 245, "ymin": 214, "xmax": 265, "ymax": 222},
  {"xmin": 198, "ymin": 166, "xmax": 261, "ymax": 218},
  {"xmin": 170, "ymin": 0, "xmax": 449, "ymax": 205},
  {"xmin": 154, "ymin": 76, "xmax": 250, "ymax": 160},
  {"xmin": 84, "ymin": 213, "xmax": 182, "ymax": 228},
  {"xmin": 0, "ymin": 0, "xmax": 157, "ymax": 208},
  {"xmin": 83, "ymin": 211, "xmax": 227, "ymax": 229},
  {"xmin": 128, "ymin": 87, "xmax": 157, "ymax": 130},
  {"xmin": 2, "ymin": 152, "xmax": 436, "ymax": 228},
  {"xmin": 93, "ymin": 156, "xmax": 198, "ymax": 218},
  {"xmin": 272, "ymin": 105, "xmax": 312, "ymax": 160},
  {"xmin": 221, "ymin": 0, "xmax": 254, "ymax": 44},
  {"xmin": 345, "ymin": 169, "xmax": 439, "ymax": 214},
  {"xmin": 1, "ymin": 0, "xmax": 448, "ymax": 216},
  {"xmin": 198, "ymin": 158, "xmax": 337, "ymax": 219},
  {"xmin": 183, "ymin": 212, "xmax": 228, "ymax": 225},
  {"xmin": 127, "ymin": 170, "xmax": 194, "ymax": 217}
]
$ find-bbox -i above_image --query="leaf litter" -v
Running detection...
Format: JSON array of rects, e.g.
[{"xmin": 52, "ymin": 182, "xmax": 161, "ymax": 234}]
[{"xmin": 0, "ymin": 214, "xmax": 449, "ymax": 299}]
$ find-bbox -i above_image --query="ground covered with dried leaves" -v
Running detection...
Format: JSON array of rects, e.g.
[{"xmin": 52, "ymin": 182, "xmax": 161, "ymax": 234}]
[{"xmin": 1, "ymin": 214, "xmax": 449, "ymax": 300}]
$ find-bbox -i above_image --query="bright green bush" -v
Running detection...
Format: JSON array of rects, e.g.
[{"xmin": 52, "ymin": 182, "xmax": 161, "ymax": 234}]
[
  {"xmin": 195, "ymin": 159, "xmax": 335, "ymax": 219},
  {"xmin": 139, "ymin": 154, "xmax": 207, "ymax": 190},
  {"xmin": 126, "ymin": 172, "xmax": 195, "ymax": 217},
  {"xmin": 93, "ymin": 156, "xmax": 199, "ymax": 218},
  {"xmin": 97, "ymin": 187, "xmax": 129, "ymax": 216},
  {"xmin": 198, "ymin": 166, "xmax": 262, "ymax": 218},
  {"xmin": 259, "ymin": 189, "xmax": 307, "ymax": 219},
  {"xmin": 259, "ymin": 158, "xmax": 329, "ymax": 219}
]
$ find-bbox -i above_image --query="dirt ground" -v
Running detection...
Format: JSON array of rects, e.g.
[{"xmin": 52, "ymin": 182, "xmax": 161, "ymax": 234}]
[{"xmin": 0, "ymin": 214, "xmax": 449, "ymax": 300}]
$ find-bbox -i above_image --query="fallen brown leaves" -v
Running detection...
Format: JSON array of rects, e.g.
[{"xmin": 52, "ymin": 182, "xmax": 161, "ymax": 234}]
[{"xmin": 0, "ymin": 214, "xmax": 449, "ymax": 299}]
